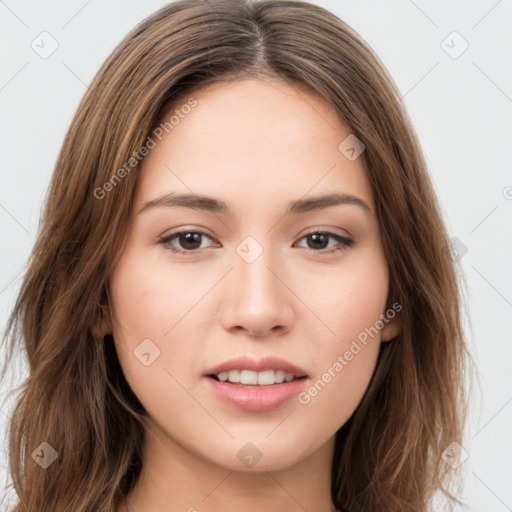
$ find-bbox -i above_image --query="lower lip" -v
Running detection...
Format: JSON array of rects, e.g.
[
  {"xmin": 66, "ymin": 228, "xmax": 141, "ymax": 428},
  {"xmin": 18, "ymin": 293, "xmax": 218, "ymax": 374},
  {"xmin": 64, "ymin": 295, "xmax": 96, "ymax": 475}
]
[{"xmin": 204, "ymin": 376, "xmax": 308, "ymax": 412}]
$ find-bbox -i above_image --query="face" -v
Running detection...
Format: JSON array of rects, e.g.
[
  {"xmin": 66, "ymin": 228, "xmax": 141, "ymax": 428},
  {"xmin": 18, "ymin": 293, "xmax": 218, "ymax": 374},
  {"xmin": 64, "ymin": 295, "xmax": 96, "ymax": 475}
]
[{"xmin": 101, "ymin": 78, "xmax": 400, "ymax": 473}]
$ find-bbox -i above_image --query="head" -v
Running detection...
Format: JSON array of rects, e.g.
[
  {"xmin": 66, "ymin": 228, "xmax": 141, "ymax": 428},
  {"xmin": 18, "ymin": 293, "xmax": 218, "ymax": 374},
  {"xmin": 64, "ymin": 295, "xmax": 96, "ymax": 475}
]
[{"xmin": 2, "ymin": 1, "xmax": 469, "ymax": 511}]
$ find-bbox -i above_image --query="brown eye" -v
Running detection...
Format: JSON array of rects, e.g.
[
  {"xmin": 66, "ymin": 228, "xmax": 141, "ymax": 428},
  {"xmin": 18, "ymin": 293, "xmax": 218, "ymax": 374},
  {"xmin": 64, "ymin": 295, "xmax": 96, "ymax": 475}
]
[
  {"xmin": 305, "ymin": 233, "xmax": 330, "ymax": 250},
  {"xmin": 158, "ymin": 230, "xmax": 215, "ymax": 255},
  {"xmin": 175, "ymin": 232, "xmax": 203, "ymax": 250},
  {"xmin": 158, "ymin": 229, "xmax": 353, "ymax": 257},
  {"xmin": 296, "ymin": 231, "xmax": 354, "ymax": 254}
]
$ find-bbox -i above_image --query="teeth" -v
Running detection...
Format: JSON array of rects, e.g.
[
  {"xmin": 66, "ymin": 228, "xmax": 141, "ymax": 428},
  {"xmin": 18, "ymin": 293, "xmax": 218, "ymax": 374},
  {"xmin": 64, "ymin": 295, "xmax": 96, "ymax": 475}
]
[
  {"xmin": 229, "ymin": 370, "xmax": 240, "ymax": 383},
  {"xmin": 214, "ymin": 369, "xmax": 299, "ymax": 385},
  {"xmin": 240, "ymin": 369, "xmax": 258, "ymax": 385},
  {"xmin": 274, "ymin": 370, "xmax": 286, "ymax": 383}
]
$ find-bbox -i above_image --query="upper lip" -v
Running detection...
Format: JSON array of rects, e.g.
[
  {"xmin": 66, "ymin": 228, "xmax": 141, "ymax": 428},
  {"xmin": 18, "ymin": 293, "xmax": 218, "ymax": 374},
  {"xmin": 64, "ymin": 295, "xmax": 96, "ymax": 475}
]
[{"xmin": 205, "ymin": 355, "xmax": 308, "ymax": 377}]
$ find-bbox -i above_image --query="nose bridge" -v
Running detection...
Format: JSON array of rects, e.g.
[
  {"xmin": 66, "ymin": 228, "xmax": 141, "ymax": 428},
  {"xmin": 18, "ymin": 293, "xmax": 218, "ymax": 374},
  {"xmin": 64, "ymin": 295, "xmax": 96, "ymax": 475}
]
[{"xmin": 221, "ymin": 234, "xmax": 292, "ymax": 336}]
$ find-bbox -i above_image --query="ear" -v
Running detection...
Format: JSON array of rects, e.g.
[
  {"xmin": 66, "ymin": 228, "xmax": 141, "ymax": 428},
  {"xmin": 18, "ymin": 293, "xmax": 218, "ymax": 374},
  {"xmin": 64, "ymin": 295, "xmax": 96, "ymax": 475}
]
[
  {"xmin": 380, "ymin": 306, "xmax": 402, "ymax": 342},
  {"xmin": 92, "ymin": 303, "xmax": 113, "ymax": 338}
]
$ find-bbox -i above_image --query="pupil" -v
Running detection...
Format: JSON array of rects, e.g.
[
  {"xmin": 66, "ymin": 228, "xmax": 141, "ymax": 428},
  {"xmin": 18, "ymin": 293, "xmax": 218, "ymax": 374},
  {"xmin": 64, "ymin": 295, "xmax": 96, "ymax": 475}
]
[
  {"xmin": 181, "ymin": 232, "xmax": 201, "ymax": 250},
  {"xmin": 308, "ymin": 233, "xmax": 327, "ymax": 249}
]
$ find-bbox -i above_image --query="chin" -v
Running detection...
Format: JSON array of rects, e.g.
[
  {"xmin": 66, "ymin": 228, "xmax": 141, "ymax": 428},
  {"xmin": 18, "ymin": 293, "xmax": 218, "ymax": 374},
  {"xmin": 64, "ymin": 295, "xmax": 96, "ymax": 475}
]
[{"xmin": 203, "ymin": 439, "xmax": 310, "ymax": 473}]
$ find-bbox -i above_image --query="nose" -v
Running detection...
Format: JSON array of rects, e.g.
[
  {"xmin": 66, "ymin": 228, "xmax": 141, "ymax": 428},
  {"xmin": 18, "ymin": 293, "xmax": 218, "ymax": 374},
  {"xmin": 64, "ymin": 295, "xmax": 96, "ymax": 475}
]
[{"xmin": 220, "ymin": 244, "xmax": 294, "ymax": 338}]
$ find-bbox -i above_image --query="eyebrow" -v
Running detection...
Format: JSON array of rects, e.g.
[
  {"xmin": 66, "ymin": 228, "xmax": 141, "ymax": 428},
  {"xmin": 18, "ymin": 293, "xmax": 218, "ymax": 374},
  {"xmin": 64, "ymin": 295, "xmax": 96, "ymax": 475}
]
[{"xmin": 138, "ymin": 192, "xmax": 371, "ymax": 216}]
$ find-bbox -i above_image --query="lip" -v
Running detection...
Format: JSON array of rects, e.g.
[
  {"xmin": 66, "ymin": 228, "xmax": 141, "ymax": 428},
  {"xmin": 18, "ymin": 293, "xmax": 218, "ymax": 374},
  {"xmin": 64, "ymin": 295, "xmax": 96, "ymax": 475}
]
[
  {"xmin": 204, "ymin": 355, "xmax": 308, "ymax": 377},
  {"xmin": 205, "ymin": 376, "xmax": 308, "ymax": 412},
  {"xmin": 203, "ymin": 355, "xmax": 309, "ymax": 412}
]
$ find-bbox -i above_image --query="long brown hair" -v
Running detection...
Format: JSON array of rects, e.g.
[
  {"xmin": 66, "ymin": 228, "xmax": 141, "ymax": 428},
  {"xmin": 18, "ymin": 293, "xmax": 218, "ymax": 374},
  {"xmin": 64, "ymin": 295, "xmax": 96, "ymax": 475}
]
[{"xmin": 1, "ymin": 1, "xmax": 471, "ymax": 510}]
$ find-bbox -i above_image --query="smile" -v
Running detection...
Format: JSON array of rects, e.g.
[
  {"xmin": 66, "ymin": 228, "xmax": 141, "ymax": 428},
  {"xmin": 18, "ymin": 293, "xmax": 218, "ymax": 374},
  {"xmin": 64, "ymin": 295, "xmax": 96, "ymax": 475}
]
[{"xmin": 210, "ymin": 369, "xmax": 305, "ymax": 386}]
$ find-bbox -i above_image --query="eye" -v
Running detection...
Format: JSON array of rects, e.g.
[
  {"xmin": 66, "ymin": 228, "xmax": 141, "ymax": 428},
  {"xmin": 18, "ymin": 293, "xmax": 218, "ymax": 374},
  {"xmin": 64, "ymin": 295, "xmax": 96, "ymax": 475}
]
[
  {"xmin": 157, "ymin": 229, "xmax": 354, "ymax": 256},
  {"xmin": 158, "ymin": 230, "xmax": 216, "ymax": 256},
  {"xmin": 295, "ymin": 230, "xmax": 354, "ymax": 255}
]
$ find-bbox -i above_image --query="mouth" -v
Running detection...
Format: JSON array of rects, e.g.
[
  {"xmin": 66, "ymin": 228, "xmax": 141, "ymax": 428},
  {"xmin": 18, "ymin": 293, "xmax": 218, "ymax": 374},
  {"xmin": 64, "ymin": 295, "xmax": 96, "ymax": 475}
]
[
  {"xmin": 207, "ymin": 370, "xmax": 307, "ymax": 386},
  {"xmin": 204, "ymin": 355, "xmax": 308, "ymax": 382},
  {"xmin": 203, "ymin": 356, "xmax": 309, "ymax": 411},
  {"xmin": 203, "ymin": 358, "xmax": 309, "ymax": 412},
  {"xmin": 204, "ymin": 373, "xmax": 308, "ymax": 412}
]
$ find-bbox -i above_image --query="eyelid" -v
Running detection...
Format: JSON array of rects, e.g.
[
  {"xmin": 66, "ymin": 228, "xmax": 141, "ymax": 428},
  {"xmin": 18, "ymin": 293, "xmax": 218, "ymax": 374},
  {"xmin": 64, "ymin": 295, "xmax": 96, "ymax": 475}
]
[{"xmin": 300, "ymin": 226, "xmax": 353, "ymax": 240}]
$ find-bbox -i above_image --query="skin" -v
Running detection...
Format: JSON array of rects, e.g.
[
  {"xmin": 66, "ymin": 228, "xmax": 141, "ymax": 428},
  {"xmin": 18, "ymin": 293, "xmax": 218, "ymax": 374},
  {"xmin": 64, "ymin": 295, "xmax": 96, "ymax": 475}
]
[{"xmin": 97, "ymin": 77, "xmax": 401, "ymax": 512}]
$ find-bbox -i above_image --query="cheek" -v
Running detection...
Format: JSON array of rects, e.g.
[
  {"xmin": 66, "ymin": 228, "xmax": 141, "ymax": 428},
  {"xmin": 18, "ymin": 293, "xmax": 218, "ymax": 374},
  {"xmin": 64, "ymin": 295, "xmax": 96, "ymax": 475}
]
[
  {"xmin": 109, "ymin": 249, "xmax": 198, "ymax": 338},
  {"xmin": 296, "ymin": 271, "xmax": 387, "ymax": 424},
  {"xmin": 108, "ymin": 248, "xmax": 216, "ymax": 383},
  {"xmin": 300, "ymin": 245, "xmax": 389, "ymax": 347},
  {"xmin": 108, "ymin": 251, "xmax": 170, "ymax": 368},
  {"xmin": 294, "ymin": 249, "xmax": 388, "ymax": 415}
]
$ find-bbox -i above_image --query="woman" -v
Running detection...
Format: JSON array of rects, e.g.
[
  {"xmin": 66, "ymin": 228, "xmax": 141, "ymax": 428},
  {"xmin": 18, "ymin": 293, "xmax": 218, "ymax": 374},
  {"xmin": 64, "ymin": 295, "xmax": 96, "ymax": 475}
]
[{"xmin": 1, "ymin": 0, "xmax": 470, "ymax": 510}]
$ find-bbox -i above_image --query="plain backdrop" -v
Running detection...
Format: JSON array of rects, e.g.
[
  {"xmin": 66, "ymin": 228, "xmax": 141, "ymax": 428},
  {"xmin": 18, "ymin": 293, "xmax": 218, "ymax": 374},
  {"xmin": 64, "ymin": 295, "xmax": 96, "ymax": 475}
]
[{"xmin": 1, "ymin": 1, "xmax": 511, "ymax": 510}]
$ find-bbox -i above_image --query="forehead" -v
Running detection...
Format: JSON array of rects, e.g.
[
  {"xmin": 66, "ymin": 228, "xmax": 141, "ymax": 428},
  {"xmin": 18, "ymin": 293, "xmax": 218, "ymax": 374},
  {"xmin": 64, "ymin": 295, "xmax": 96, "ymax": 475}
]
[{"xmin": 135, "ymin": 78, "xmax": 374, "ymax": 213}]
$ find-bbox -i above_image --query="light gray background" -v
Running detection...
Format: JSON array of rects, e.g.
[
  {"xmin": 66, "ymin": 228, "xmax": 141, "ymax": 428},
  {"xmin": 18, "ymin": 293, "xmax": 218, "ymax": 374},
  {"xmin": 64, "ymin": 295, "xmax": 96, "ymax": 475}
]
[{"xmin": 1, "ymin": 1, "xmax": 511, "ymax": 510}]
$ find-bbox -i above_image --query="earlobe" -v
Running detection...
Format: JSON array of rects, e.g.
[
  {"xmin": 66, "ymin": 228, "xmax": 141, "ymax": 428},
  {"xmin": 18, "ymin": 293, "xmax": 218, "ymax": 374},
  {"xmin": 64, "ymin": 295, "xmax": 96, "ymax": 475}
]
[
  {"xmin": 380, "ymin": 310, "xmax": 402, "ymax": 342},
  {"xmin": 92, "ymin": 303, "xmax": 113, "ymax": 338}
]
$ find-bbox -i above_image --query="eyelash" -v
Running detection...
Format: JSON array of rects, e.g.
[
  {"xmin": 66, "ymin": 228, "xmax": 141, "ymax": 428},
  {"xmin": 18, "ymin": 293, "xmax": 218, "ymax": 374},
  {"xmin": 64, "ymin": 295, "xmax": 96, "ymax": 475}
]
[{"xmin": 157, "ymin": 229, "xmax": 354, "ymax": 257}]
